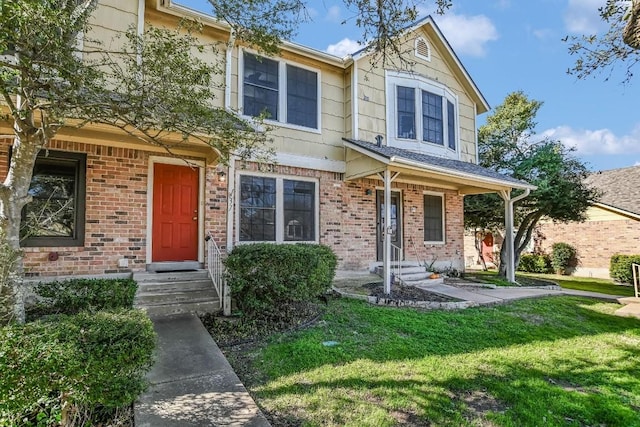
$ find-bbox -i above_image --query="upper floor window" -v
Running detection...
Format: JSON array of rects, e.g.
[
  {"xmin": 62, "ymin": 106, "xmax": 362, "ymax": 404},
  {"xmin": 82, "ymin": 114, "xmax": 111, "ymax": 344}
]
[
  {"xmin": 387, "ymin": 72, "xmax": 459, "ymax": 157},
  {"xmin": 241, "ymin": 51, "xmax": 320, "ymax": 130}
]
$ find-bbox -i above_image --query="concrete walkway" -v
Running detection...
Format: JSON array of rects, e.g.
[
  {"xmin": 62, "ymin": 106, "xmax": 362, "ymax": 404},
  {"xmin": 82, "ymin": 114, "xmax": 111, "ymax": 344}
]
[{"xmin": 134, "ymin": 313, "xmax": 270, "ymax": 427}]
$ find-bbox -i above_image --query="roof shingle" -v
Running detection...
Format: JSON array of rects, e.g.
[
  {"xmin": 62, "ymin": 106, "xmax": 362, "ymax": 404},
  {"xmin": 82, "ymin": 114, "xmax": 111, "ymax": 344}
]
[{"xmin": 585, "ymin": 166, "xmax": 640, "ymax": 216}]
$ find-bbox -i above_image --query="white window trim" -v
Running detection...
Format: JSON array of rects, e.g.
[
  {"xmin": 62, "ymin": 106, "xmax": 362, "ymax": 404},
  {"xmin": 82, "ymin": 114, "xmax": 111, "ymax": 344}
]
[
  {"xmin": 414, "ymin": 37, "xmax": 431, "ymax": 62},
  {"xmin": 385, "ymin": 71, "xmax": 460, "ymax": 160},
  {"xmin": 235, "ymin": 171, "xmax": 320, "ymax": 244},
  {"xmin": 239, "ymin": 48, "xmax": 322, "ymax": 134},
  {"xmin": 423, "ymin": 191, "xmax": 445, "ymax": 245}
]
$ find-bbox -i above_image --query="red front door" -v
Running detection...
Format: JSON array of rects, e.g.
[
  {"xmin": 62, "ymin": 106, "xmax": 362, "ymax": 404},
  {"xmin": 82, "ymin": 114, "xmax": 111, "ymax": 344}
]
[{"xmin": 152, "ymin": 163, "xmax": 199, "ymax": 262}]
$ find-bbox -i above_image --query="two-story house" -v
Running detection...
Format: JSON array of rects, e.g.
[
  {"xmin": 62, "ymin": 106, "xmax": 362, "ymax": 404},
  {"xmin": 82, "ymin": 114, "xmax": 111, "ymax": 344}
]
[{"xmin": 1, "ymin": 0, "xmax": 532, "ymax": 293}]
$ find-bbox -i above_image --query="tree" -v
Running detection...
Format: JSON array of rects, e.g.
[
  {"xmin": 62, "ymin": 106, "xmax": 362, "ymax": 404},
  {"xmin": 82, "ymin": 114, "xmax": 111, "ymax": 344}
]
[
  {"xmin": 0, "ymin": 0, "xmax": 458, "ymax": 323},
  {"xmin": 464, "ymin": 92, "xmax": 599, "ymax": 278},
  {"xmin": 0, "ymin": 0, "xmax": 278, "ymax": 323},
  {"xmin": 565, "ymin": 0, "xmax": 640, "ymax": 83}
]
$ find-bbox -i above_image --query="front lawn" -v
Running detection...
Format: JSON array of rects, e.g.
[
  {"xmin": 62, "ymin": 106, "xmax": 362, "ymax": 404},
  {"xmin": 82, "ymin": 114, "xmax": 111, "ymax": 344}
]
[
  {"xmin": 466, "ymin": 270, "xmax": 636, "ymax": 297},
  {"xmin": 222, "ymin": 297, "xmax": 640, "ymax": 426}
]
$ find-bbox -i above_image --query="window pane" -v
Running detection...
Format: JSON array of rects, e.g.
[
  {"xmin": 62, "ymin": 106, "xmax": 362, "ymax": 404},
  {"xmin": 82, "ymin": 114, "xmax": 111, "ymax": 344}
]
[
  {"xmin": 284, "ymin": 180, "xmax": 315, "ymax": 241},
  {"xmin": 243, "ymin": 52, "xmax": 279, "ymax": 120},
  {"xmin": 397, "ymin": 86, "xmax": 415, "ymax": 139},
  {"xmin": 447, "ymin": 100, "xmax": 456, "ymax": 150},
  {"xmin": 422, "ymin": 91, "xmax": 443, "ymax": 145},
  {"xmin": 21, "ymin": 160, "xmax": 77, "ymax": 239},
  {"xmin": 239, "ymin": 175, "xmax": 276, "ymax": 241},
  {"xmin": 286, "ymin": 65, "xmax": 318, "ymax": 128},
  {"xmin": 423, "ymin": 194, "xmax": 443, "ymax": 242}
]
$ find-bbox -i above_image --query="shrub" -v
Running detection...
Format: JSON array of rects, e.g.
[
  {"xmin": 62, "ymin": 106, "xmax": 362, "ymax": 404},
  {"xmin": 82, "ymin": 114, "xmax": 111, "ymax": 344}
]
[
  {"xmin": 225, "ymin": 243, "xmax": 337, "ymax": 316},
  {"xmin": 610, "ymin": 254, "xmax": 640, "ymax": 283},
  {"xmin": 0, "ymin": 309, "xmax": 155, "ymax": 426},
  {"xmin": 550, "ymin": 243, "xmax": 577, "ymax": 274},
  {"xmin": 26, "ymin": 278, "xmax": 137, "ymax": 320},
  {"xmin": 517, "ymin": 254, "xmax": 552, "ymax": 273}
]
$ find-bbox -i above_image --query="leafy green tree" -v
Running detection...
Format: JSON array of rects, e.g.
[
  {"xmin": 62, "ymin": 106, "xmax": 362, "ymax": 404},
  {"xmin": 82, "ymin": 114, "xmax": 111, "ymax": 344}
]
[
  {"xmin": 464, "ymin": 92, "xmax": 599, "ymax": 278},
  {"xmin": 0, "ymin": 0, "xmax": 276, "ymax": 323},
  {"xmin": 565, "ymin": 0, "xmax": 640, "ymax": 83},
  {"xmin": 1, "ymin": 0, "xmax": 458, "ymax": 323}
]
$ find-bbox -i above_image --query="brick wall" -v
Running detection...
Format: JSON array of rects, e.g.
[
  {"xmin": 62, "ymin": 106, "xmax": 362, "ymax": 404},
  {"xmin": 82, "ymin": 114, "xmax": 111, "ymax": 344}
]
[
  {"xmin": 536, "ymin": 218, "xmax": 640, "ymax": 278},
  {"xmin": 235, "ymin": 162, "xmax": 465, "ymax": 271},
  {"xmin": 2, "ymin": 139, "xmax": 468, "ymax": 276},
  {"xmin": 1, "ymin": 138, "xmax": 217, "ymax": 277}
]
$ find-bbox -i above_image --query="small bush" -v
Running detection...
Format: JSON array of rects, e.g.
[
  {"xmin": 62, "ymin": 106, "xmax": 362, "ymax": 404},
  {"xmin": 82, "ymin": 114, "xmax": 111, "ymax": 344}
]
[
  {"xmin": 518, "ymin": 254, "xmax": 552, "ymax": 273},
  {"xmin": 0, "ymin": 309, "xmax": 155, "ymax": 426},
  {"xmin": 610, "ymin": 254, "xmax": 640, "ymax": 283},
  {"xmin": 550, "ymin": 243, "xmax": 577, "ymax": 275},
  {"xmin": 26, "ymin": 278, "xmax": 137, "ymax": 319},
  {"xmin": 225, "ymin": 243, "xmax": 337, "ymax": 316}
]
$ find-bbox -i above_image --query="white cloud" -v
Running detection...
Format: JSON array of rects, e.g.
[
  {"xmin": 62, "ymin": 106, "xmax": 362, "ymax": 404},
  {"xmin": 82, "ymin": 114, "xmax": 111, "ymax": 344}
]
[
  {"xmin": 325, "ymin": 5, "xmax": 341, "ymax": 23},
  {"xmin": 436, "ymin": 13, "xmax": 499, "ymax": 57},
  {"xmin": 532, "ymin": 28, "xmax": 555, "ymax": 40},
  {"xmin": 326, "ymin": 38, "xmax": 361, "ymax": 57},
  {"xmin": 542, "ymin": 124, "xmax": 640, "ymax": 155},
  {"xmin": 563, "ymin": 0, "xmax": 607, "ymax": 34},
  {"xmin": 305, "ymin": 7, "xmax": 319, "ymax": 19}
]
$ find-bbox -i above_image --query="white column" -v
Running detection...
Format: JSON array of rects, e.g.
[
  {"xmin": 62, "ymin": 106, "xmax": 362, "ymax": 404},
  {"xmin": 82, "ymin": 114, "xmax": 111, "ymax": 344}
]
[
  {"xmin": 499, "ymin": 188, "xmax": 530, "ymax": 283},
  {"xmin": 383, "ymin": 169, "xmax": 392, "ymax": 294}
]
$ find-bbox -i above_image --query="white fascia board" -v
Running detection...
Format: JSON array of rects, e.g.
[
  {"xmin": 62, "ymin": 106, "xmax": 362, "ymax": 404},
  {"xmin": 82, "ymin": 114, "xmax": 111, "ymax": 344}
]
[
  {"xmin": 275, "ymin": 153, "xmax": 346, "ymax": 173},
  {"xmin": 390, "ymin": 156, "xmax": 536, "ymax": 191}
]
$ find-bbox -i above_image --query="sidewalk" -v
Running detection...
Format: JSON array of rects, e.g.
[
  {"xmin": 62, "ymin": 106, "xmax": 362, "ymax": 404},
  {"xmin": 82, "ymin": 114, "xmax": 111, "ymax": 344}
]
[{"xmin": 134, "ymin": 313, "xmax": 271, "ymax": 427}]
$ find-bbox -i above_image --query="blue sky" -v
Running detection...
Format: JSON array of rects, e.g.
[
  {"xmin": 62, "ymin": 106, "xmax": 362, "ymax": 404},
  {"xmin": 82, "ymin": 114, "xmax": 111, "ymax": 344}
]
[{"xmin": 177, "ymin": 0, "xmax": 639, "ymax": 172}]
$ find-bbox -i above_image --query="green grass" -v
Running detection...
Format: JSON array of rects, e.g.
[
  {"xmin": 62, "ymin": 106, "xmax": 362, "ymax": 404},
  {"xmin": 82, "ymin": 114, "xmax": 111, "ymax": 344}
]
[
  {"xmin": 466, "ymin": 270, "xmax": 637, "ymax": 297},
  {"xmin": 227, "ymin": 297, "xmax": 640, "ymax": 427}
]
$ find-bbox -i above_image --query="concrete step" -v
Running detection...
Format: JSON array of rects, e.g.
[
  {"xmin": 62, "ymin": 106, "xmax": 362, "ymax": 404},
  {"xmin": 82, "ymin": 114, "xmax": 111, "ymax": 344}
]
[
  {"xmin": 140, "ymin": 299, "xmax": 221, "ymax": 318},
  {"xmin": 133, "ymin": 270, "xmax": 220, "ymax": 317},
  {"xmin": 146, "ymin": 261, "xmax": 202, "ymax": 272},
  {"xmin": 399, "ymin": 266, "xmax": 428, "ymax": 275},
  {"xmin": 400, "ymin": 272, "xmax": 433, "ymax": 282},
  {"xmin": 137, "ymin": 279, "xmax": 215, "ymax": 293},
  {"xmin": 133, "ymin": 270, "xmax": 210, "ymax": 283},
  {"xmin": 135, "ymin": 289, "xmax": 218, "ymax": 305}
]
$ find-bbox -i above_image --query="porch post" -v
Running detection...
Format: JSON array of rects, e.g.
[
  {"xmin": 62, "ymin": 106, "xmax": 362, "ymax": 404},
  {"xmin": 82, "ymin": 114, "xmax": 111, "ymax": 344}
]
[
  {"xmin": 383, "ymin": 168, "xmax": 392, "ymax": 294},
  {"xmin": 499, "ymin": 188, "xmax": 531, "ymax": 283}
]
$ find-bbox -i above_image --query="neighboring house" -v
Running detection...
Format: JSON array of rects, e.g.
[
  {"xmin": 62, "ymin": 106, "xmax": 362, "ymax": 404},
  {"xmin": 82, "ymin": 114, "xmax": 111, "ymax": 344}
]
[
  {"xmin": 536, "ymin": 166, "xmax": 640, "ymax": 279},
  {"xmin": 1, "ymin": 0, "xmax": 533, "ymax": 285}
]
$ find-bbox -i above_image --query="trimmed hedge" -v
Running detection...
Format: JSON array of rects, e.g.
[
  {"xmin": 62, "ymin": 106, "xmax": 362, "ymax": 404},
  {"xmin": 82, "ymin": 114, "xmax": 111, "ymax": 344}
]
[
  {"xmin": 26, "ymin": 278, "xmax": 137, "ymax": 320},
  {"xmin": 517, "ymin": 254, "xmax": 553, "ymax": 274},
  {"xmin": 0, "ymin": 309, "xmax": 155, "ymax": 426},
  {"xmin": 610, "ymin": 254, "xmax": 640, "ymax": 284},
  {"xmin": 225, "ymin": 243, "xmax": 337, "ymax": 316},
  {"xmin": 551, "ymin": 243, "xmax": 577, "ymax": 274}
]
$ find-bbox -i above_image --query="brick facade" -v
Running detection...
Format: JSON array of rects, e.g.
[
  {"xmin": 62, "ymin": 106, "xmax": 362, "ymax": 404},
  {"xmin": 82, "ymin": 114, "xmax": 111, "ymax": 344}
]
[
  {"xmin": 2, "ymin": 139, "xmax": 466, "ymax": 277},
  {"xmin": 535, "ymin": 218, "xmax": 640, "ymax": 278}
]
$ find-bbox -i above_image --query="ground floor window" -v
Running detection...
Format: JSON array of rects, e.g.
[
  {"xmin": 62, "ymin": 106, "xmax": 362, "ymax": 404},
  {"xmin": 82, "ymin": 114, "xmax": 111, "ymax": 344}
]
[
  {"xmin": 239, "ymin": 174, "xmax": 317, "ymax": 243},
  {"xmin": 424, "ymin": 193, "xmax": 444, "ymax": 243},
  {"xmin": 20, "ymin": 150, "xmax": 86, "ymax": 247}
]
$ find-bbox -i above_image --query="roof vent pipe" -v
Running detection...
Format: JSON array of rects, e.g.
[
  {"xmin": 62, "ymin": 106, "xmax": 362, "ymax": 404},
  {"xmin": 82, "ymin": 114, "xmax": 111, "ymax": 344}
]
[{"xmin": 375, "ymin": 135, "xmax": 383, "ymax": 147}]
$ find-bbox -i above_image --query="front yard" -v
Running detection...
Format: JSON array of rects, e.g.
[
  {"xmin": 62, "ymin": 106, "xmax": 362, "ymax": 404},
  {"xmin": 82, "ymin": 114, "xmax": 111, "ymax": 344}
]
[{"xmin": 221, "ymin": 296, "xmax": 640, "ymax": 426}]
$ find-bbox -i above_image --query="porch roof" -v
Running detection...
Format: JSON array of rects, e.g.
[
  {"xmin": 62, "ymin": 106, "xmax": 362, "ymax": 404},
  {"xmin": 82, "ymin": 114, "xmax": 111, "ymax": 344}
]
[{"xmin": 343, "ymin": 138, "xmax": 535, "ymax": 195}]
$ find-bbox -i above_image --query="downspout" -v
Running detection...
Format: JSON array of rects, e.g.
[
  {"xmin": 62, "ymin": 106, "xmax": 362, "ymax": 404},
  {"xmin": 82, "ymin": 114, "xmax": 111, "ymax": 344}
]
[
  {"xmin": 223, "ymin": 31, "xmax": 236, "ymax": 316},
  {"xmin": 500, "ymin": 188, "xmax": 531, "ymax": 283},
  {"xmin": 137, "ymin": 0, "xmax": 145, "ymax": 66},
  {"xmin": 352, "ymin": 59, "xmax": 359, "ymax": 140}
]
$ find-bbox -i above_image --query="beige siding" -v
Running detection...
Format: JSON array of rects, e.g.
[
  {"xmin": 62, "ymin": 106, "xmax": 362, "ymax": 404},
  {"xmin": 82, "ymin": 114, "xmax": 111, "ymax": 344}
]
[
  {"xmin": 585, "ymin": 205, "xmax": 633, "ymax": 221},
  {"xmin": 86, "ymin": 1, "xmax": 139, "ymax": 53},
  {"xmin": 354, "ymin": 28, "xmax": 478, "ymax": 162}
]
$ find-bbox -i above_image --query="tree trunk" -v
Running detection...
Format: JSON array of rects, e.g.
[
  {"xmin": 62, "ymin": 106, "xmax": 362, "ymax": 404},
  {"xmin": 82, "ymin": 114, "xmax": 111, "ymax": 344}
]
[{"xmin": 0, "ymin": 132, "xmax": 41, "ymax": 324}]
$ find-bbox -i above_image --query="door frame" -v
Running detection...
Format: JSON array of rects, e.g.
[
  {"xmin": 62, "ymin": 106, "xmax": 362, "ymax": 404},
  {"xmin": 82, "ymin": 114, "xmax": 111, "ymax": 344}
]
[
  {"xmin": 146, "ymin": 156, "xmax": 206, "ymax": 265},
  {"xmin": 376, "ymin": 189, "xmax": 403, "ymax": 261}
]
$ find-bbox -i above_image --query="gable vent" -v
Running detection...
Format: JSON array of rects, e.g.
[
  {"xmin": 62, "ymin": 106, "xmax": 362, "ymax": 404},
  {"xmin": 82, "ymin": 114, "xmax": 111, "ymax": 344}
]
[{"xmin": 415, "ymin": 37, "xmax": 431, "ymax": 62}]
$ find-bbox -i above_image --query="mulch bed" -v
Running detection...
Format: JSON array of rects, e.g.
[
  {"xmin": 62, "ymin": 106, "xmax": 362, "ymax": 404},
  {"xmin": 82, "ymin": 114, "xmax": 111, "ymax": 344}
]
[{"xmin": 363, "ymin": 282, "xmax": 459, "ymax": 302}]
